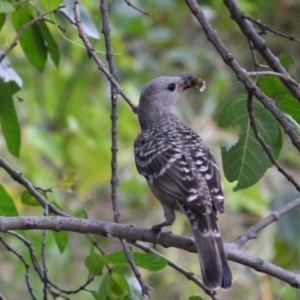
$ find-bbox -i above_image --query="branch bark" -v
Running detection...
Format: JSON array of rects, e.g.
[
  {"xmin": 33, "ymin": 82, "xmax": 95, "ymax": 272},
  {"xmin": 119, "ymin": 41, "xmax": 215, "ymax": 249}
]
[{"xmin": 1, "ymin": 216, "xmax": 300, "ymax": 288}]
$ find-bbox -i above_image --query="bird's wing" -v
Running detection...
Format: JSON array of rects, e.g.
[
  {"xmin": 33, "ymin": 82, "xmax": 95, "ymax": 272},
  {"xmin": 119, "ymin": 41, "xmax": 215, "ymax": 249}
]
[{"xmin": 134, "ymin": 128, "xmax": 224, "ymax": 214}]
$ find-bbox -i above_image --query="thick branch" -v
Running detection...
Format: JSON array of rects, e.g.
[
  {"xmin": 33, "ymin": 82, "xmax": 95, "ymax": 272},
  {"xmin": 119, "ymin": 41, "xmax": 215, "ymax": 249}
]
[{"xmin": 1, "ymin": 216, "xmax": 300, "ymax": 288}]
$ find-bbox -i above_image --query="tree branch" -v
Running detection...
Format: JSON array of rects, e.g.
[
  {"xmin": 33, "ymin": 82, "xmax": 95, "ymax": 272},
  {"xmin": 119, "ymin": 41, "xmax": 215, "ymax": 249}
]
[
  {"xmin": 233, "ymin": 196, "xmax": 300, "ymax": 249},
  {"xmin": 1, "ymin": 216, "xmax": 300, "ymax": 288},
  {"xmin": 246, "ymin": 93, "xmax": 300, "ymax": 193},
  {"xmin": 247, "ymin": 71, "xmax": 300, "ymax": 89},
  {"xmin": 132, "ymin": 241, "xmax": 219, "ymax": 300},
  {"xmin": 223, "ymin": 0, "xmax": 300, "ymax": 102},
  {"xmin": 99, "ymin": 0, "xmax": 149, "ymax": 296},
  {"xmin": 0, "ymin": 6, "xmax": 64, "ymax": 64},
  {"xmin": 123, "ymin": 0, "xmax": 150, "ymax": 16},
  {"xmin": 0, "ymin": 158, "xmax": 70, "ymax": 217},
  {"xmin": 73, "ymin": 1, "xmax": 137, "ymax": 113},
  {"xmin": 184, "ymin": 0, "xmax": 300, "ymax": 152},
  {"xmin": 244, "ymin": 16, "xmax": 300, "ymax": 43}
]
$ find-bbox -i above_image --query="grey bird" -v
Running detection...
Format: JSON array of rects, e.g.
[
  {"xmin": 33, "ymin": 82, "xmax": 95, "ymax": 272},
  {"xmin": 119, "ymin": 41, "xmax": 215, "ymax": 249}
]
[{"xmin": 134, "ymin": 74, "xmax": 232, "ymax": 290}]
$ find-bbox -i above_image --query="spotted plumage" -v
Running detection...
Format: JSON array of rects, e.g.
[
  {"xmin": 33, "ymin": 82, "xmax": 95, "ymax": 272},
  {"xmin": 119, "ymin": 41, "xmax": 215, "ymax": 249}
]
[{"xmin": 134, "ymin": 75, "xmax": 232, "ymax": 290}]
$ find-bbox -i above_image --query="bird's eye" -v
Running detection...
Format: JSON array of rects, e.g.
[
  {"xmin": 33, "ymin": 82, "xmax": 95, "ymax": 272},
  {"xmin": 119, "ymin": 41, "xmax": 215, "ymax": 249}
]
[{"xmin": 167, "ymin": 83, "xmax": 176, "ymax": 91}]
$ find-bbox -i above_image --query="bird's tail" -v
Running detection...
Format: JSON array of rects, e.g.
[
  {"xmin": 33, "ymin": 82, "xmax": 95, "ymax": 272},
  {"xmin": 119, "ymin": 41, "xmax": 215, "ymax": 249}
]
[{"xmin": 191, "ymin": 213, "xmax": 232, "ymax": 290}]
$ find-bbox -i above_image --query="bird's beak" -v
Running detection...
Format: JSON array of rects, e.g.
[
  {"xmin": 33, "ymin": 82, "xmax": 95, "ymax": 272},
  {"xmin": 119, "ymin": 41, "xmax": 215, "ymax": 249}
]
[
  {"xmin": 177, "ymin": 74, "xmax": 197, "ymax": 92},
  {"xmin": 178, "ymin": 74, "xmax": 206, "ymax": 92}
]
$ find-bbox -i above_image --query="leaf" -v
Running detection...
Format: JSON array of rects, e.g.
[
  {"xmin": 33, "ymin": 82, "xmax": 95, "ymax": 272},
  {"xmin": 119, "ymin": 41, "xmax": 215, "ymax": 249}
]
[
  {"xmin": 21, "ymin": 190, "xmax": 40, "ymax": 206},
  {"xmin": 0, "ymin": 81, "xmax": 21, "ymax": 157},
  {"xmin": 279, "ymin": 52, "xmax": 295, "ymax": 73},
  {"xmin": 0, "ymin": 2, "xmax": 14, "ymax": 13},
  {"xmin": 85, "ymin": 253, "xmax": 107, "ymax": 276},
  {"xmin": 127, "ymin": 278, "xmax": 142, "ymax": 300},
  {"xmin": 0, "ymin": 51, "xmax": 23, "ymax": 87},
  {"xmin": 0, "ymin": 183, "xmax": 18, "ymax": 216},
  {"xmin": 189, "ymin": 296, "xmax": 205, "ymax": 300},
  {"xmin": 219, "ymin": 94, "xmax": 280, "ymax": 191},
  {"xmin": 59, "ymin": 0, "xmax": 100, "ymax": 39},
  {"xmin": 259, "ymin": 75, "xmax": 300, "ymax": 136},
  {"xmin": 0, "ymin": 13, "xmax": 5, "ymax": 30},
  {"xmin": 38, "ymin": 20, "xmax": 60, "ymax": 67},
  {"xmin": 259, "ymin": 75, "xmax": 288, "ymax": 100},
  {"xmin": 90, "ymin": 290, "xmax": 102, "ymax": 300},
  {"xmin": 52, "ymin": 230, "xmax": 68, "ymax": 253},
  {"xmin": 39, "ymin": 0, "xmax": 61, "ymax": 11},
  {"xmin": 11, "ymin": 6, "xmax": 47, "ymax": 72},
  {"xmin": 108, "ymin": 273, "xmax": 130, "ymax": 299},
  {"xmin": 98, "ymin": 273, "xmax": 110, "ymax": 299},
  {"xmin": 277, "ymin": 94, "xmax": 300, "ymax": 124},
  {"xmin": 59, "ymin": 170, "xmax": 76, "ymax": 192},
  {"xmin": 107, "ymin": 251, "xmax": 167, "ymax": 271}
]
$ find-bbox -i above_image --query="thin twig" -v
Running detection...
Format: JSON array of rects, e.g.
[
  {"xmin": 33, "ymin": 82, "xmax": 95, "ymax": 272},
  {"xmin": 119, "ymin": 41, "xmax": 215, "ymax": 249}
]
[
  {"xmin": 6, "ymin": 231, "xmax": 43, "ymax": 278},
  {"xmin": 0, "ymin": 235, "xmax": 37, "ymax": 300},
  {"xmin": 43, "ymin": 18, "xmax": 67, "ymax": 32},
  {"xmin": 246, "ymin": 93, "xmax": 300, "ymax": 193},
  {"xmin": 99, "ymin": 0, "xmax": 149, "ymax": 296},
  {"xmin": 234, "ymin": 196, "xmax": 300, "ymax": 249},
  {"xmin": 247, "ymin": 71, "xmax": 300, "ymax": 89},
  {"xmin": 73, "ymin": 1, "xmax": 137, "ymax": 113},
  {"xmin": 51, "ymin": 275, "xmax": 94, "ymax": 295},
  {"xmin": 123, "ymin": 0, "xmax": 150, "ymax": 16},
  {"xmin": 0, "ymin": 157, "xmax": 70, "ymax": 217},
  {"xmin": 42, "ymin": 205, "xmax": 49, "ymax": 299},
  {"xmin": 247, "ymin": 39, "xmax": 259, "ymax": 84},
  {"xmin": 132, "ymin": 241, "xmax": 219, "ymax": 300},
  {"xmin": 244, "ymin": 15, "xmax": 300, "ymax": 43},
  {"xmin": 0, "ymin": 6, "xmax": 64, "ymax": 64}
]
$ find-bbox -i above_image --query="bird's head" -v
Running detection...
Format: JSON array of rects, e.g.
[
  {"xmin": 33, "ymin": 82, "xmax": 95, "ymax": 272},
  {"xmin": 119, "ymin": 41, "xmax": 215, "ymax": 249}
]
[
  {"xmin": 139, "ymin": 74, "xmax": 197, "ymax": 109},
  {"xmin": 138, "ymin": 74, "xmax": 205, "ymax": 130}
]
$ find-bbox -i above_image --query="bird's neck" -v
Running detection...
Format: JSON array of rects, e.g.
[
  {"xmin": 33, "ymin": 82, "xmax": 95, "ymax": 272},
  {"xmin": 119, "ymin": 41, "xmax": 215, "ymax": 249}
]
[{"xmin": 138, "ymin": 107, "xmax": 180, "ymax": 131}]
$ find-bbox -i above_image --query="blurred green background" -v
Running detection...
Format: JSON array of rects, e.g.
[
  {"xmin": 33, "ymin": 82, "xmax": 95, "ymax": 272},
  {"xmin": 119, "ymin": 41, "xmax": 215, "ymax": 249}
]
[{"xmin": 1, "ymin": 0, "xmax": 300, "ymax": 299}]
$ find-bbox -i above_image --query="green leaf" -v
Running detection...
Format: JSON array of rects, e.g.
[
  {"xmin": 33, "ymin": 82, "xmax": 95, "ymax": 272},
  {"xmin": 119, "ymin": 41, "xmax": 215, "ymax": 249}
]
[
  {"xmin": 0, "ymin": 13, "xmax": 5, "ymax": 30},
  {"xmin": 279, "ymin": 52, "xmax": 295, "ymax": 73},
  {"xmin": 259, "ymin": 76, "xmax": 288, "ymax": 100},
  {"xmin": 11, "ymin": 6, "xmax": 47, "ymax": 72},
  {"xmin": 0, "ymin": 183, "xmax": 18, "ymax": 216},
  {"xmin": 85, "ymin": 253, "xmax": 107, "ymax": 276},
  {"xmin": 107, "ymin": 251, "xmax": 167, "ymax": 271},
  {"xmin": 0, "ymin": 2, "xmax": 14, "ymax": 13},
  {"xmin": 39, "ymin": 0, "xmax": 61, "ymax": 11},
  {"xmin": 0, "ymin": 81, "xmax": 21, "ymax": 157},
  {"xmin": 38, "ymin": 20, "xmax": 60, "ymax": 67},
  {"xmin": 277, "ymin": 94, "xmax": 300, "ymax": 124},
  {"xmin": 219, "ymin": 94, "xmax": 280, "ymax": 191},
  {"xmin": 189, "ymin": 296, "xmax": 205, "ymax": 300},
  {"xmin": 52, "ymin": 230, "xmax": 68, "ymax": 253},
  {"xmin": 21, "ymin": 191, "xmax": 41, "ymax": 206},
  {"xmin": 90, "ymin": 290, "xmax": 102, "ymax": 300},
  {"xmin": 98, "ymin": 273, "xmax": 110, "ymax": 299},
  {"xmin": 108, "ymin": 273, "xmax": 130, "ymax": 299}
]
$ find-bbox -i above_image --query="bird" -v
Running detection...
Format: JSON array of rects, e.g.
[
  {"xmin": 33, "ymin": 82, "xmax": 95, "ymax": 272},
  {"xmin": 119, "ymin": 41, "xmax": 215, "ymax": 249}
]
[{"xmin": 134, "ymin": 74, "xmax": 232, "ymax": 290}]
